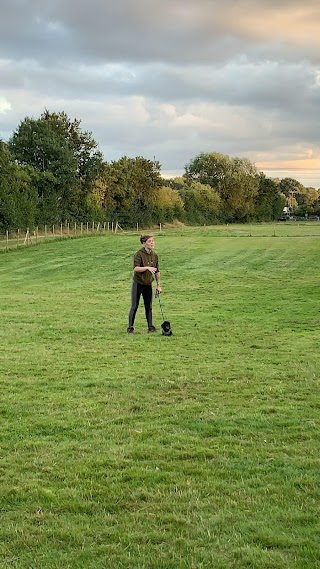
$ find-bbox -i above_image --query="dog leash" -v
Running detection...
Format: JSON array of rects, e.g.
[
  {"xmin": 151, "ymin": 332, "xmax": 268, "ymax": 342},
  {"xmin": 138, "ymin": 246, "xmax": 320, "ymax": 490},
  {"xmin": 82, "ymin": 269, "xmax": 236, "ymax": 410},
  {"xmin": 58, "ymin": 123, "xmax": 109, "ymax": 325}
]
[
  {"xmin": 155, "ymin": 291, "xmax": 173, "ymax": 336},
  {"xmin": 155, "ymin": 291, "xmax": 166, "ymax": 321}
]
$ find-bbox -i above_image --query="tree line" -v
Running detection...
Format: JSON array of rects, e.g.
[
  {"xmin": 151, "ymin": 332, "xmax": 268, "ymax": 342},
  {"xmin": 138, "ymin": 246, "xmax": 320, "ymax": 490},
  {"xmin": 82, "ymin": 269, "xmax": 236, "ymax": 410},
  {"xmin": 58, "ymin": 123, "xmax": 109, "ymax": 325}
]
[{"xmin": 1, "ymin": 110, "xmax": 319, "ymax": 231}]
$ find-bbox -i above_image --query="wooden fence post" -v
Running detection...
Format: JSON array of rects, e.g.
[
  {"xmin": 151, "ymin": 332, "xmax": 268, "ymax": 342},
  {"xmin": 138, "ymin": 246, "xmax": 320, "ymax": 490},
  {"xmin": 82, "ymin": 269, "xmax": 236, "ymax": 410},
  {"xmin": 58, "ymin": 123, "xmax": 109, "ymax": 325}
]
[{"xmin": 24, "ymin": 228, "xmax": 31, "ymax": 246}]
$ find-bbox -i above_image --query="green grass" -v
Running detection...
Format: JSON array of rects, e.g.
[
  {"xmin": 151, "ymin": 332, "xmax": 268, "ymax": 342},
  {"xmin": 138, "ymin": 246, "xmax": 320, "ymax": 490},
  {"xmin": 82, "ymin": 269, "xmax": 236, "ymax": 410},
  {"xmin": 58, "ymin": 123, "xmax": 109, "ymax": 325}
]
[{"xmin": 1, "ymin": 227, "xmax": 320, "ymax": 568}]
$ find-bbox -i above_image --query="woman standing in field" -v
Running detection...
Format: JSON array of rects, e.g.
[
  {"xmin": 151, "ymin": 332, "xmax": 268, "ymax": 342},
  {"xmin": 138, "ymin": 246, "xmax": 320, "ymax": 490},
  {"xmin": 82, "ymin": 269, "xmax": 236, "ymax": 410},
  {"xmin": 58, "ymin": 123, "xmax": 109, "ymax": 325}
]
[{"xmin": 127, "ymin": 235, "xmax": 162, "ymax": 334}]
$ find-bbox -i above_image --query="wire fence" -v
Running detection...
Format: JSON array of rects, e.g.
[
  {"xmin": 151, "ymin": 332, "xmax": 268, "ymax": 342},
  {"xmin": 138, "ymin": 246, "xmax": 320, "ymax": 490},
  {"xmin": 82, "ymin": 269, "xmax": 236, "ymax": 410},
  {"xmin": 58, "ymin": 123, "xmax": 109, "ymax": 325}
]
[
  {"xmin": 1, "ymin": 220, "xmax": 320, "ymax": 252},
  {"xmin": 0, "ymin": 221, "xmax": 130, "ymax": 252}
]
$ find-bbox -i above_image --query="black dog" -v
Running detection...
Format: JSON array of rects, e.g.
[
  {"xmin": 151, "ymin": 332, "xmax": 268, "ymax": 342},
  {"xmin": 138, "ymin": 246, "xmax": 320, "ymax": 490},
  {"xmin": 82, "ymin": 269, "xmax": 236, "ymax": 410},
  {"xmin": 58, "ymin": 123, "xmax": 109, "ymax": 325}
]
[{"xmin": 161, "ymin": 320, "xmax": 173, "ymax": 336}]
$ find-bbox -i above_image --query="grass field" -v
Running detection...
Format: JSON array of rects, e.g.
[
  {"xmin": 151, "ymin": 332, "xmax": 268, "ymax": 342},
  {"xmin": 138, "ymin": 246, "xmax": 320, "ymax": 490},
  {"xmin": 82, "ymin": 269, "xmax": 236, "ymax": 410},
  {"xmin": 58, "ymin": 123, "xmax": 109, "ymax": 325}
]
[{"xmin": 1, "ymin": 226, "xmax": 320, "ymax": 568}]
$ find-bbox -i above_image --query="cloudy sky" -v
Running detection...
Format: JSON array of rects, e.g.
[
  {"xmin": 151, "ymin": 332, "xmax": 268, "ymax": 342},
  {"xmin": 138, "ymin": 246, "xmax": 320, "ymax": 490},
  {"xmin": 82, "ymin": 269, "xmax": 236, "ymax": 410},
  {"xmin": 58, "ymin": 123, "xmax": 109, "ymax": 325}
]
[{"xmin": 1, "ymin": 0, "xmax": 319, "ymax": 186}]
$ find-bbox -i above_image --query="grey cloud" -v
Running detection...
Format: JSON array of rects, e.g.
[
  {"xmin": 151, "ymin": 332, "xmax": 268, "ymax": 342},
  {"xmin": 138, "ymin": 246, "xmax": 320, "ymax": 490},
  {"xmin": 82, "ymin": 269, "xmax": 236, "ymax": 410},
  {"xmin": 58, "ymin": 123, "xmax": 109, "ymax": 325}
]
[
  {"xmin": 2, "ymin": 56, "xmax": 318, "ymax": 119},
  {"xmin": 1, "ymin": 0, "xmax": 319, "ymax": 65},
  {"xmin": 1, "ymin": 0, "xmax": 319, "ymax": 185}
]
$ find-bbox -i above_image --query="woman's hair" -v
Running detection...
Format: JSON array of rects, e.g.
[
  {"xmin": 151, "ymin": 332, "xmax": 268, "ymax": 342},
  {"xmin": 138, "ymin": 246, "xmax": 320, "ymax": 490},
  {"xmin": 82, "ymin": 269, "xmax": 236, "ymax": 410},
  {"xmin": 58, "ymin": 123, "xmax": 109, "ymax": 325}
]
[{"xmin": 140, "ymin": 235, "xmax": 153, "ymax": 244}]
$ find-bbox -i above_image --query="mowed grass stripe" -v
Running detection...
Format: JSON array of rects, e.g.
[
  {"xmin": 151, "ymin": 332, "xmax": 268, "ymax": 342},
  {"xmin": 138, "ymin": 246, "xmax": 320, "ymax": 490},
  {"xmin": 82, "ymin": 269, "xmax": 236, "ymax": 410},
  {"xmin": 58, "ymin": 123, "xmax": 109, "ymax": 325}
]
[{"xmin": 0, "ymin": 228, "xmax": 319, "ymax": 568}]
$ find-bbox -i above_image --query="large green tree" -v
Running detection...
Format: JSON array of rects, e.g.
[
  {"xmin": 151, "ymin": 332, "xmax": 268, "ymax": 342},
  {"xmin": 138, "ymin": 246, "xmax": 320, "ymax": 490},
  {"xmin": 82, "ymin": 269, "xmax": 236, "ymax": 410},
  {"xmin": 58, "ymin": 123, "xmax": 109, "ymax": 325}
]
[
  {"xmin": 0, "ymin": 140, "xmax": 37, "ymax": 230},
  {"xmin": 95, "ymin": 156, "xmax": 163, "ymax": 227},
  {"xmin": 185, "ymin": 152, "xmax": 259, "ymax": 221},
  {"xmin": 152, "ymin": 186, "xmax": 184, "ymax": 223},
  {"xmin": 278, "ymin": 177, "xmax": 304, "ymax": 212},
  {"xmin": 255, "ymin": 174, "xmax": 286, "ymax": 221},
  {"xmin": 170, "ymin": 177, "xmax": 220, "ymax": 224},
  {"xmin": 8, "ymin": 111, "xmax": 103, "ymax": 223},
  {"xmin": 294, "ymin": 186, "xmax": 319, "ymax": 215},
  {"xmin": 279, "ymin": 177, "xmax": 304, "ymax": 197}
]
